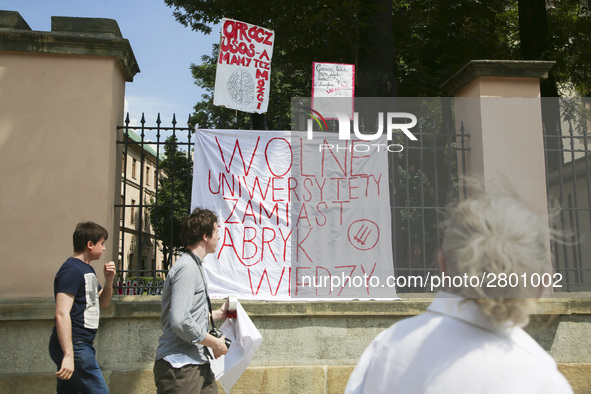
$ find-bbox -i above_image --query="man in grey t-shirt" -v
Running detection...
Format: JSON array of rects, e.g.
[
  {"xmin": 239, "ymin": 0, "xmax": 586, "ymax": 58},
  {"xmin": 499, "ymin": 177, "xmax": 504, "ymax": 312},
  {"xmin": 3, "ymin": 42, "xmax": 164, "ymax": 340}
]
[{"xmin": 154, "ymin": 208, "xmax": 229, "ymax": 394}]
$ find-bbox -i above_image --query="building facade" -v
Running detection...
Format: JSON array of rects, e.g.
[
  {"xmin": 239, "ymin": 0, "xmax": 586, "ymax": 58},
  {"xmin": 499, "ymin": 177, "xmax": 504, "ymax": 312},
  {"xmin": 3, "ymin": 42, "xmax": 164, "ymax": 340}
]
[{"xmin": 118, "ymin": 129, "xmax": 165, "ymax": 293}]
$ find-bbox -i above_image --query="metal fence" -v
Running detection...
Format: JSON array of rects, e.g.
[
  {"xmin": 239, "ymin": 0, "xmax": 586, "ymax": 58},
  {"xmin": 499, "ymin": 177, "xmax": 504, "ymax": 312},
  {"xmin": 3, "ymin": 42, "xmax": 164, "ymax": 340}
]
[
  {"xmin": 115, "ymin": 114, "xmax": 194, "ymax": 295},
  {"xmin": 115, "ymin": 103, "xmax": 591, "ymax": 294},
  {"xmin": 544, "ymin": 98, "xmax": 591, "ymax": 291},
  {"xmin": 114, "ymin": 112, "xmax": 469, "ymax": 294},
  {"xmin": 388, "ymin": 121, "xmax": 469, "ymax": 291}
]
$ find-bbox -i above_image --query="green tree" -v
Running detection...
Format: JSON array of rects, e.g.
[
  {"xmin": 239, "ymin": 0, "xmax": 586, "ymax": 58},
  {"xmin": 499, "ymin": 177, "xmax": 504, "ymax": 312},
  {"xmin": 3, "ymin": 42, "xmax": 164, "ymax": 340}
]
[
  {"xmin": 148, "ymin": 135, "xmax": 193, "ymax": 270},
  {"xmin": 166, "ymin": 0, "xmax": 405, "ymax": 129},
  {"xmin": 166, "ymin": 0, "xmax": 591, "ymax": 282}
]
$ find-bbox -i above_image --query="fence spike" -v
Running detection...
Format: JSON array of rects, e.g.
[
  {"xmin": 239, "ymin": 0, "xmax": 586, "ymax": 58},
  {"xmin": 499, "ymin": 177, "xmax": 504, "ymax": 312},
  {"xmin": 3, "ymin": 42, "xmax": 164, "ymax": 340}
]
[
  {"xmin": 125, "ymin": 113, "xmax": 130, "ymax": 126},
  {"xmin": 156, "ymin": 113, "xmax": 161, "ymax": 125},
  {"xmin": 141, "ymin": 113, "xmax": 146, "ymax": 125},
  {"xmin": 172, "ymin": 113, "xmax": 177, "ymax": 126},
  {"xmin": 187, "ymin": 114, "xmax": 195, "ymax": 131}
]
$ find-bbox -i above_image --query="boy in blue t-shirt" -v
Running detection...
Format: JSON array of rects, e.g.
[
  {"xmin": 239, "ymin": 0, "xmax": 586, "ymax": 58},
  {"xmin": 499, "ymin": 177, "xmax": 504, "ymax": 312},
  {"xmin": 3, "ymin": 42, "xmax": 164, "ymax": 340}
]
[{"xmin": 48, "ymin": 222, "xmax": 116, "ymax": 393}]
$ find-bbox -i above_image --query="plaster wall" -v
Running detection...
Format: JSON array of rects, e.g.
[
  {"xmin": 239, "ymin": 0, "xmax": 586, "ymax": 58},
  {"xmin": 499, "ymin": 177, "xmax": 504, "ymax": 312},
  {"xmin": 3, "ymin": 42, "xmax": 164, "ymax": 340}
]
[{"xmin": 0, "ymin": 51, "xmax": 125, "ymax": 296}]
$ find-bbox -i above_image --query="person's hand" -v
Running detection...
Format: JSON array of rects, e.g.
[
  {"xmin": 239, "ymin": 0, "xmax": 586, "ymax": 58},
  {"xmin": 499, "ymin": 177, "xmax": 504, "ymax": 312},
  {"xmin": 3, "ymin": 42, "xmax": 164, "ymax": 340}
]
[
  {"xmin": 212, "ymin": 301, "xmax": 229, "ymax": 321},
  {"xmin": 56, "ymin": 353, "xmax": 74, "ymax": 380},
  {"xmin": 104, "ymin": 261, "xmax": 116, "ymax": 283},
  {"xmin": 211, "ymin": 336, "xmax": 229, "ymax": 359}
]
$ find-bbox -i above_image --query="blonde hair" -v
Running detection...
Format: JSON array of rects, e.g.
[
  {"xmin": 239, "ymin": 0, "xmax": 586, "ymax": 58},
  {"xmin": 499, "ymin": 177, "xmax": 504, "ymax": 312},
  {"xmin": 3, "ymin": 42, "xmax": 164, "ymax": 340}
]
[{"xmin": 441, "ymin": 192, "xmax": 550, "ymax": 327}]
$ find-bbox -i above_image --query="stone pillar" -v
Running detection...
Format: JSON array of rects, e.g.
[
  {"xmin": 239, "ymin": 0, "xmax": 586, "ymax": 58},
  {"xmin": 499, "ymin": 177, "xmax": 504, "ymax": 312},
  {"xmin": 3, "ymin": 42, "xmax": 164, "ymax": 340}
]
[
  {"xmin": 0, "ymin": 11, "xmax": 139, "ymax": 297},
  {"xmin": 441, "ymin": 60, "xmax": 555, "ymax": 217}
]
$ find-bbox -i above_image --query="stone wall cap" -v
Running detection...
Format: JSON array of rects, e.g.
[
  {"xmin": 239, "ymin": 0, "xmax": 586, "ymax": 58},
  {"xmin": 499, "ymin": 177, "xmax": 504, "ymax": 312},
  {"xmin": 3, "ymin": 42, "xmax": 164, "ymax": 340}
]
[
  {"xmin": 51, "ymin": 16, "xmax": 122, "ymax": 38},
  {"xmin": 0, "ymin": 12, "xmax": 139, "ymax": 81},
  {"xmin": 441, "ymin": 59, "xmax": 556, "ymax": 96},
  {"xmin": 2, "ymin": 293, "xmax": 590, "ymax": 320},
  {"xmin": 0, "ymin": 10, "xmax": 31, "ymax": 30}
]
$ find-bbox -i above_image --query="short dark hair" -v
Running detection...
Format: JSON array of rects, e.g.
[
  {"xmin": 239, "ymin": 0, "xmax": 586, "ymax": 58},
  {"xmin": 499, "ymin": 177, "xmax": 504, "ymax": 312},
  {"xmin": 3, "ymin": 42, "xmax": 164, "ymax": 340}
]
[
  {"xmin": 180, "ymin": 208, "xmax": 218, "ymax": 247},
  {"xmin": 73, "ymin": 222, "xmax": 108, "ymax": 253}
]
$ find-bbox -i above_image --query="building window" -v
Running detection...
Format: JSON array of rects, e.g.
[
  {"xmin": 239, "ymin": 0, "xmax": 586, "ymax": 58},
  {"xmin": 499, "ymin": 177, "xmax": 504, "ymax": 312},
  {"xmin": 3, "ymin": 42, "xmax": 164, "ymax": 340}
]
[
  {"xmin": 131, "ymin": 199, "xmax": 136, "ymax": 224},
  {"xmin": 146, "ymin": 166, "xmax": 151, "ymax": 186},
  {"xmin": 154, "ymin": 171, "xmax": 158, "ymax": 187},
  {"xmin": 121, "ymin": 153, "xmax": 126, "ymax": 175},
  {"xmin": 120, "ymin": 195, "xmax": 124, "ymax": 222},
  {"xmin": 132, "ymin": 158, "xmax": 137, "ymax": 179}
]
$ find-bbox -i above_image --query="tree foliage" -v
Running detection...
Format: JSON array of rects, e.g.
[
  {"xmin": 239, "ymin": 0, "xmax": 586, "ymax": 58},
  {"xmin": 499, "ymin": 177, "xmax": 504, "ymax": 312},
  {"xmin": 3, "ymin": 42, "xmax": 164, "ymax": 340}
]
[
  {"xmin": 164, "ymin": 0, "xmax": 591, "ymax": 281},
  {"xmin": 168, "ymin": 0, "xmax": 591, "ymax": 105},
  {"xmin": 148, "ymin": 136, "xmax": 192, "ymax": 270}
]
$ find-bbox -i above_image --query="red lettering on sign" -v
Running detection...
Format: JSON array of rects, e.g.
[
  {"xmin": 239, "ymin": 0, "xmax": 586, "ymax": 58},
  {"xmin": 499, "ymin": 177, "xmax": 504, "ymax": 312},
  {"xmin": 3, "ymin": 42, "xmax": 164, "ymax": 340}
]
[
  {"xmin": 219, "ymin": 51, "xmax": 230, "ymax": 64},
  {"xmin": 242, "ymin": 176, "xmax": 270, "ymax": 200},
  {"xmin": 255, "ymin": 69, "xmax": 269, "ymax": 80},
  {"xmin": 278, "ymin": 228, "xmax": 291, "ymax": 261},
  {"xmin": 351, "ymin": 140, "xmax": 370, "ymax": 177},
  {"xmin": 360, "ymin": 262, "xmax": 378, "ymax": 295},
  {"xmin": 297, "ymin": 227, "xmax": 313, "ymax": 263},
  {"xmin": 260, "ymin": 202, "xmax": 279, "ymax": 225},
  {"xmin": 248, "ymin": 266, "xmax": 288, "ymax": 296},
  {"xmin": 261, "ymin": 227, "xmax": 277, "ymax": 262},
  {"xmin": 288, "ymin": 177, "xmax": 299, "ymax": 203},
  {"xmin": 303, "ymin": 178, "xmax": 314, "ymax": 202},
  {"xmin": 271, "ymin": 178, "xmax": 284, "ymax": 202},
  {"xmin": 221, "ymin": 173, "xmax": 235, "ymax": 196},
  {"xmin": 321, "ymin": 139, "xmax": 347, "ymax": 177},
  {"xmin": 333, "ymin": 200, "xmax": 350, "ymax": 225},
  {"xmin": 264, "ymin": 138, "xmax": 292, "ymax": 177},
  {"xmin": 218, "ymin": 227, "xmax": 259, "ymax": 267},
  {"xmin": 315, "ymin": 178, "xmax": 326, "ymax": 201},
  {"xmin": 316, "ymin": 202, "xmax": 328, "ymax": 226},
  {"xmin": 242, "ymin": 200, "xmax": 257, "ymax": 223},
  {"xmin": 315, "ymin": 266, "xmax": 332, "ymax": 296},
  {"xmin": 335, "ymin": 265, "xmax": 356, "ymax": 296},
  {"xmin": 223, "ymin": 197, "xmax": 239, "ymax": 224},
  {"xmin": 208, "ymin": 170, "xmax": 220, "ymax": 194},
  {"xmin": 260, "ymin": 49, "xmax": 271, "ymax": 60},
  {"xmin": 295, "ymin": 266, "xmax": 311, "ymax": 296},
  {"xmin": 242, "ymin": 227, "xmax": 258, "ymax": 259},
  {"xmin": 371, "ymin": 174, "xmax": 382, "ymax": 195},
  {"xmin": 296, "ymin": 204, "xmax": 311, "ymax": 227},
  {"xmin": 262, "ymin": 30, "xmax": 273, "ymax": 45},
  {"xmin": 216, "ymin": 137, "xmax": 260, "ymax": 176}
]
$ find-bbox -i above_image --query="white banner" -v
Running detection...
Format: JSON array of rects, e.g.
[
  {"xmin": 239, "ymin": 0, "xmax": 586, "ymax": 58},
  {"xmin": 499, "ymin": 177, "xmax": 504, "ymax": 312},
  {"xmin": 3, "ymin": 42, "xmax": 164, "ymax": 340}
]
[
  {"xmin": 191, "ymin": 129, "xmax": 396, "ymax": 300},
  {"xmin": 213, "ymin": 18, "xmax": 275, "ymax": 113}
]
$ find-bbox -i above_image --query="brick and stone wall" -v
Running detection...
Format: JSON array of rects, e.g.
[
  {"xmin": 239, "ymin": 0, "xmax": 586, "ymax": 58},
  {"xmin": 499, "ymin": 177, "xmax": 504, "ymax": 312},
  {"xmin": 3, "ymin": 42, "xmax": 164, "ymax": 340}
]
[{"xmin": 1, "ymin": 296, "xmax": 590, "ymax": 393}]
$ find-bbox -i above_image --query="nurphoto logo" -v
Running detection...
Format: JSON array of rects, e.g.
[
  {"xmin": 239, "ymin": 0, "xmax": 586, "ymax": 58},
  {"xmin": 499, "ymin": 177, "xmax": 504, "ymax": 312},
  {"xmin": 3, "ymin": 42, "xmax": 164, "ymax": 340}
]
[{"xmin": 300, "ymin": 107, "xmax": 418, "ymax": 153}]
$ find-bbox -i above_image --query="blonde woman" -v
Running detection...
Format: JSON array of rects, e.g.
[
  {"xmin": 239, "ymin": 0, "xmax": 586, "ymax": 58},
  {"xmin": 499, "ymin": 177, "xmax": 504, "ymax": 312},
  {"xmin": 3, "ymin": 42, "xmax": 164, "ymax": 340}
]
[{"xmin": 346, "ymin": 193, "xmax": 573, "ymax": 394}]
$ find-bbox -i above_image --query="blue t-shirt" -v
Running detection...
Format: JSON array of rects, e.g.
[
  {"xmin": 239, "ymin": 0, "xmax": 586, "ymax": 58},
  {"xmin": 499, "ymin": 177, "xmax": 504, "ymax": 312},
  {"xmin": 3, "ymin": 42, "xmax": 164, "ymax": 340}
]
[{"xmin": 53, "ymin": 257, "xmax": 102, "ymax": 344}]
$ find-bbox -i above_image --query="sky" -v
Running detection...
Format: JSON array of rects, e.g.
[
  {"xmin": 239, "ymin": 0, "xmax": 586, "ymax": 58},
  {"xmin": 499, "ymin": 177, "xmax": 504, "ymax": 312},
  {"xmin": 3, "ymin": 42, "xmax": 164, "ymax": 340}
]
[{"xmin": 1, "ymin": 0, "xmax": 220, "ymax": 126}]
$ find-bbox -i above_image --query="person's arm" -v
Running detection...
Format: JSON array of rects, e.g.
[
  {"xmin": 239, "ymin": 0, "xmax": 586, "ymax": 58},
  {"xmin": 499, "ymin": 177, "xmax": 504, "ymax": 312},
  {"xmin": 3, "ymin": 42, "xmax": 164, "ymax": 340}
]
[
  {"xmin": 199, "ymin": 333, "xmax": 229, "ymax": 358},
  {"xmin": 55, "ymin": 292, "xmax": 75, "ymax": 380},
  {"xmin": 168, "ymin": 263, "xmax": 227, "ymax": 358},
  {"xmin": 98, "ymin": 261, "xmax": 116, "ymax": 309}
]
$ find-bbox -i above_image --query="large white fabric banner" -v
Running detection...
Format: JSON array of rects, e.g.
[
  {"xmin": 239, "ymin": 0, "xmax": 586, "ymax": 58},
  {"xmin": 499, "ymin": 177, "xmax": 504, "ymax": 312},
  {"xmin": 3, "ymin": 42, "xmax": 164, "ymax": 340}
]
[
  {"xmin": 213, "ymin": 18, "xmax": 274, "ymax": 113},
  {"xmin": 191, "ymin": 129, "xmax": 397, "ymax": 300}
]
